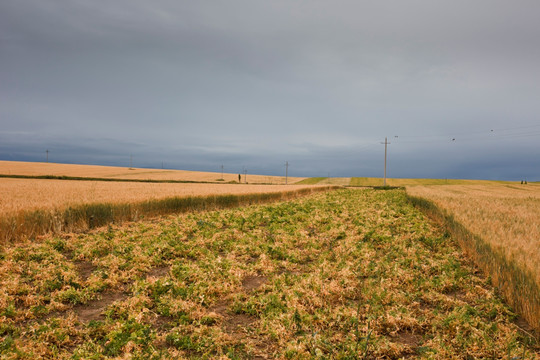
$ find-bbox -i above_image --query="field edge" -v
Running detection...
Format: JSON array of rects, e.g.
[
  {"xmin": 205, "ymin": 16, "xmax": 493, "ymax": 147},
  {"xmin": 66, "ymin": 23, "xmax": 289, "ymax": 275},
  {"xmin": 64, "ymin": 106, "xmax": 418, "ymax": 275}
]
[
  {"xmin": 407, "ymin": 193, "xmax": 540, "ymax": 337},
  {"xmin": 0, "ymin": 186, "xmax": 339, "ymax": 244}
]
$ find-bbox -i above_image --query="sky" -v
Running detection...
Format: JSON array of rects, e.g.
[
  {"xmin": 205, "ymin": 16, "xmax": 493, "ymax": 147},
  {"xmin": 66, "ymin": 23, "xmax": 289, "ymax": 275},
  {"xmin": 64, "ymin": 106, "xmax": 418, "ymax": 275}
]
[{"xmin": 1, "ymin": 1, "xmax": 539, "ymax": 180}]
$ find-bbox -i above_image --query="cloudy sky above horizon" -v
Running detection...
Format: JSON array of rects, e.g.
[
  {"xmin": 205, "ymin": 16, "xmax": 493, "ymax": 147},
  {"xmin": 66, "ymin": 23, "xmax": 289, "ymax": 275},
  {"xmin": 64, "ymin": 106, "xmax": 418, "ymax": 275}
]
[{"xmin": 1, "ymin": 1, "xmax": 539, "ymax": 180}]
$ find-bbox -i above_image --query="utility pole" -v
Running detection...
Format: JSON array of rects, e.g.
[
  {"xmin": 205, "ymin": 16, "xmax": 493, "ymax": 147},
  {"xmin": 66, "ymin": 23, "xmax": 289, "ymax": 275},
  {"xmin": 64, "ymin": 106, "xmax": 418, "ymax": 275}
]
[
  {"xmin": 46, "ymin": 149, "xmax": 49, "ymax": 163},
  {"xmin": 380, "ymin": 137, "xmax": 391, "ymax": 186},
  {"xmin": 130, "ymin": 154, "xmax": 133, "ymax": 168},
  {"xmin": 243, "ymin": 167, "xmax": 247, "ymax": 184},
  {"xmin": 285, "ymin": 161, "xmax": 289, "ymax": 185}
]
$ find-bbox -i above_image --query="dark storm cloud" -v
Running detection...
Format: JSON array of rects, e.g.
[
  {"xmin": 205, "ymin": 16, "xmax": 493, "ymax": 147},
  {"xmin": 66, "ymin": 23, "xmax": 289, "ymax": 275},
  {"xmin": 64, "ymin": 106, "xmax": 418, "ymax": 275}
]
[{"xmin": 1, "ymin": 1, "xmax": 539, "ymax": 179}]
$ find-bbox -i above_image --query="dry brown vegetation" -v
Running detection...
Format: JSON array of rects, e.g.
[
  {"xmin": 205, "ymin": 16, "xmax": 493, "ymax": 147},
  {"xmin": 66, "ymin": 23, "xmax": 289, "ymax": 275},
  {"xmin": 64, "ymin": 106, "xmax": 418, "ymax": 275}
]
[
  {"xmin": 1, "ymin": 189, "xmax": 537, "ymax": 358},
  {"xmin": 407, "ymin": 183, "xmax": 540, "ymax": 333},
  {"xmin": 0, "ymin": 178, "xmax": 324, "ymax": 216},
  {"xmin": 0, "ymin": 161, "xmax": 305, "ymax": 184}
]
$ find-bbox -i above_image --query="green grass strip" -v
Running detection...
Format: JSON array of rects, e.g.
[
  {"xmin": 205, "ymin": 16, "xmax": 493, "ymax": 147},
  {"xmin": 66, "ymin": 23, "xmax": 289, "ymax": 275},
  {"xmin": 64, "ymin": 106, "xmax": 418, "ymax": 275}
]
[{"xmin": 294, "ymin": 177, "xmax": 328, "ymax": 185}]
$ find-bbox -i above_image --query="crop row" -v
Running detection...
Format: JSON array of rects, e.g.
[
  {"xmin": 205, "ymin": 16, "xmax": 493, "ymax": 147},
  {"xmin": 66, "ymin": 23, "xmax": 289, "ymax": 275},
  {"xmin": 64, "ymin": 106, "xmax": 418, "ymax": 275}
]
[{"xmin": 0, "ymin": 186, "xmax": 337, "ymax": 243}]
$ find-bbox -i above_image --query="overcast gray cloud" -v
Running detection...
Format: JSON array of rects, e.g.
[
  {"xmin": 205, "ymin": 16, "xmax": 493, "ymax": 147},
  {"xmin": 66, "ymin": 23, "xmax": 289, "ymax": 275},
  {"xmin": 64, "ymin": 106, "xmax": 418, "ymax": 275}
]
[{"xmin": 1, "ymin": 0, "xmax": 539, "ymax": 180}]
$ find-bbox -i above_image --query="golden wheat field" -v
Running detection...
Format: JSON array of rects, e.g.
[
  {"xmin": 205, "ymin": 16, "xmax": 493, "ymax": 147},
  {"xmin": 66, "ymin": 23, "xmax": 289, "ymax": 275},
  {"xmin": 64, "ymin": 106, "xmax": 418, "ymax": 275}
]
[
  {"xmin": 407, "ymin": 183, "xmax": 540, "ymax": 283},
  {"xmin": 0, "ymin": 178, "xmax": 323, "ymax": 216},
  {"xmin": 0, "ymin": 161, "xmax": 305, "ymax": 184}
]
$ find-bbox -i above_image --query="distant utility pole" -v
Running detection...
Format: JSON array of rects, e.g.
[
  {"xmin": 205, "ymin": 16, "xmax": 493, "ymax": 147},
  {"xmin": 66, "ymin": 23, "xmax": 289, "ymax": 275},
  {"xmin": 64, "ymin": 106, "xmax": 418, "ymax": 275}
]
[
  {"xmin": 381, "ymin": 137, "xmax": 391, "ymax": 186},
  {"xmin": 130, "ymin": 154, "xmax": 133, "ymax": 168},
  {"xmin": 46, "ymin": 149, "xmax": 49, "ymax": 163},
  {"xmin": 243, "ymin": 167, "xmax": 247, "ymax": 184},
  {"xmin": 285, "ymin": 161, "xmax": 289, "ymax": 185}
]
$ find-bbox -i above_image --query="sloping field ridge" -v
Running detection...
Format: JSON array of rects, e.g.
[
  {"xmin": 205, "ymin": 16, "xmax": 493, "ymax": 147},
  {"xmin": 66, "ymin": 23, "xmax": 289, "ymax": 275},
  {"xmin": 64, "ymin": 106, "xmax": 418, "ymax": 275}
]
[{"xmin": 0, "ymin": 161, "xmax": 306, "ymax": 184}]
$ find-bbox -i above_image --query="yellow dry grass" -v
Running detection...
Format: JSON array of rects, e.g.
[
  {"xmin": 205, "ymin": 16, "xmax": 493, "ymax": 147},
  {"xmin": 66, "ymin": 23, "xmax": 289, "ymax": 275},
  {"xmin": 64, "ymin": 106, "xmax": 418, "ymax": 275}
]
[
  {"xmin": 407, "ymin": 183, "xmax": 540, "ymax": 284},
  {"xmin": 0, "ymin": 178, "xmax": 323, "ymax": 216},
  {"xmin": 0, "ymin": 160, "xmax": 306, "ymax": 184}
]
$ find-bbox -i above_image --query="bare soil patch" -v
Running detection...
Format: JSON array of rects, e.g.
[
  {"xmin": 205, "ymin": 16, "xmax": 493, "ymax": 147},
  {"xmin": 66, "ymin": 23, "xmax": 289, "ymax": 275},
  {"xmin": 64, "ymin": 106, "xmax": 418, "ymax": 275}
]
[
  {"xmin": 209, "ymin": 299, "xmax": 257, "ymax": 340},
  {"xmin": 74, "ymin": 291, "xmax": 128, "ymax": 322},
  {"xmin": 209, "ymin": 299, "xmax": 231, "ymax": 316},
  {"xmin": 147, "ymin": 265, "xmax": 170, "ymax": 278},
  {"xmin": 153, "ymin": 314, "xmax": 173, "ymax": 328},
  {"xmin": 393, "ymin": 331, "xmax": 422, "ymax": 348},
  {"xmin": 445, "ymin": 289, "xmax": 468, "ymax": 303},
  {"xmin": 75, "ymin": 260, "xmax": 96, "ymax": 281},
  {"xmin": 223, "ymin": 313, "xmax": 256, "ymax": 338},
  {"xmin": 241, "ymin": 275, "xmax": 267, "ymax": 292}
]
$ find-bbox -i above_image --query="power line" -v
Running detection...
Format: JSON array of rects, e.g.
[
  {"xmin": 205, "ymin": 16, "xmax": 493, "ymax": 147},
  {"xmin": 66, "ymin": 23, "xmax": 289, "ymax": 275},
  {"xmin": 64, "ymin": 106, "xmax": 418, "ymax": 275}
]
[
  {"xmin": 393, "ymin": 128, "xmax": 540, "ymax": 144},
  {"xmin": 394, "ymin": 123, "xmax": 540, "ymax": 143},
  {"xmin": 491, "ymin": 124, "xmax": 540, "ymax": 132},
  {"xmin": 488, "ymin": 130, "xmax": 540, "ymax": 140},
  {"xmin": 380, "ymin": 137, "xmax": 390, "ymax": 186}
]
